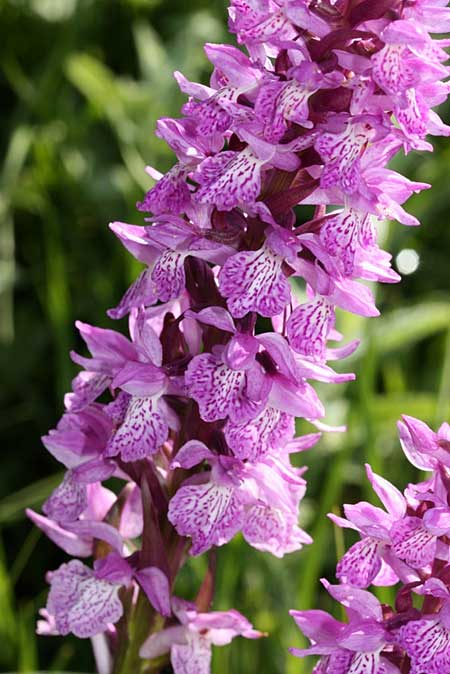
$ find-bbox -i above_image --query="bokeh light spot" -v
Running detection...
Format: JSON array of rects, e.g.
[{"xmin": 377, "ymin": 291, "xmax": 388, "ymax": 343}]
[{"xmin": 396, "ymin": 248, "xmax": 420, "ymax": 275}]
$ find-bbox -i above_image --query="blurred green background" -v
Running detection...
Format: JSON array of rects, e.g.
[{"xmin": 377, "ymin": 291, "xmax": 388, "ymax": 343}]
[{"xmin": 1, "ymin": 0, "xmax": 450, "ymax": 672}]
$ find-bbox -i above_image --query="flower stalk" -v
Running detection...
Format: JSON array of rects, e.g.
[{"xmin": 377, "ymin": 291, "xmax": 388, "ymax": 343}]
[{"xmin": 28, "ymin": 1, "xmax": 450, "ymax": 672}]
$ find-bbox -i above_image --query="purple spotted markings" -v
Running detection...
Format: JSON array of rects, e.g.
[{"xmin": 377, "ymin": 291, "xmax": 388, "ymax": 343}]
[
  {"xmin": 195, "ymin": 148, "xmax": 266, "ymax": 211},
  {"xmin": 287, "ymin": 297, "xmax": 334, "ymax": 362},
  {"xmin": 315, "ymin": 121, "xmax": 374, "ymax": 194},
  {"xmin": 42, "ymin": 560, "xmax": 123, "ymax": 638},
  {"xmin": 185, "ymin": 350, "xmax": 267, "ymax": 424},
  {"xmin": 105, "ymin": 396, "xmax": 169, "ymax": 462},
  {"xmin": 219, "ymin": 243, "xmax": 291, "ymax": 318},
  {"xmin": 291, "ymin": 416, "xmax": 450, "ymax": 674}
]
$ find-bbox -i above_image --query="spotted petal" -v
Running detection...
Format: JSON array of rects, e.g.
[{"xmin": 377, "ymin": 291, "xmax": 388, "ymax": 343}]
[
  {"xmin": 138, "ymin": 164, "xmax": 191, "ymax": 215},
  {"xmin": 398, "ymin": 616, "xmax": 450, "ymax": 672},
  {"xmin": 171, "ymin": 633, "xmax": 211, "ymax": 674},
  {"xmin": 390, "ymin": 516, "xmax": 437, "ymax": 567},
  {"xmin": 186, "ymin": 353, "xmax": 265, "ymax": 423},
  {"xmin": 372, "ymin": 45, "xmax": 416, "ymax": 96},
  {"xmin": 225, "ymin": 406, "xmax": 293, "ymax": 462},
  {"xmin": 46, "ymin": 560, "xmax": 123, "ymax": 638},
  {"xmin": 256, "ymin": 79, "xmax": 314, "ymax": 143},
  {"xmin": 108, "ymin": 269, "xmax": 157, "ymax": 319},
  {"xmin": 152, "ymin": 250, "xmax": 186, "ymax": 302},
  {"xmin": 287, "ymin": 298, "xmax": 334, "ymax": 362},
  {"xmin": 184, "ymin": 95, "xmax": 232, "ymax": 136},
  {"xmin": 316, "ymin": 123, "xmax": 371, "ymax": 194},
  {"xmin": 311, "ymin": 652, "xmax": 354, "ymax": 673},
  {"xmin": 243, "ymin": 505, "xmax": 311, "ymax": 558},
  {"xmin": 196, "ymin": 148, "xmax": 265, "ymax": 211},
  {"xmin": 64, "ymin": 372, "xmax": 111, "ymax": 413},
  {"xmin": 105, "ymin": 396, "xmax": 169, "ymax": 462},
  {"xmin": 168, "ymin": 481, "xmax": 244, "ymax": 555},
  {"xmin": 219, "ymin": 246, "xmax": 291, "ymax": 318},
  {"xmin": 336, "ymin": 538, "xmax": 383, "ymax": 589},
  {"xmin": 347, "ymin": 652, "xmax": 382, "ymax": 674},
  {"xmin": 43, "ymin": 471, "xmax": 87, "ymax": 524},
  {"xmin": 320, "ymin": 209, "xmax": 372, "ymax": 277}
]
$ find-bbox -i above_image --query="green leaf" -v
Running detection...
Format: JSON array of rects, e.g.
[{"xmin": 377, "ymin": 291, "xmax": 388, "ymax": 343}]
[
  {"xmin": 65, "ymin": 54, "xmax": 124, "ymax": 123},
  {"xmin": 0, "ymin": 536, "xmax": 20, "ymax": 668},
  {"xmin": 354, "ymin": 302, "xmax": 450, "ymax": 359},
  {"xmin": 372, "ymin": 393, "xmax": 448, "ymax": 425},
  {"xmin": 17, "ymin": 603, "xmax": 38, "ymax": 672},
  {"xmin": 133, "ymin": 21, "xmax": 172, "ymax": 89},
  {"xmin": 0, "ymin": 473, "xmax": 63, "ymax": 524}
]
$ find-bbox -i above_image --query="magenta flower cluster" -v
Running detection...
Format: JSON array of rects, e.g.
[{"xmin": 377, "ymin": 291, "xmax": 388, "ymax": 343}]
[
  {"xmin": 28, "ymin": 1, "xmax": 450, "ymax": 672},
  {"xmin": 290, "ymin": 416, "xmax": 450, "ymax": 673}
]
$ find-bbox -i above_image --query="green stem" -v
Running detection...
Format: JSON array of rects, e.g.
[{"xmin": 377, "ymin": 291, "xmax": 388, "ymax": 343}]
[
  {"xmin": 113, "ymin": 592, "xmax": 157, "ymax": 674},
  {"xmin": 436, "ymin": 328, "xmax": 450, "ymax": 425}
]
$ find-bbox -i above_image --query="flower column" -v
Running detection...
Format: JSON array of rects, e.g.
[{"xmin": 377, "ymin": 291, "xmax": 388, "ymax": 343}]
[{"xmin": 29, "ymin": 1, "xmax": 450, "ymax": 673}]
